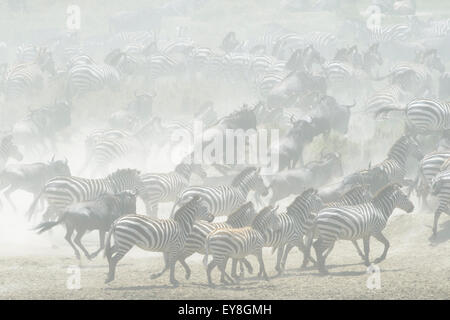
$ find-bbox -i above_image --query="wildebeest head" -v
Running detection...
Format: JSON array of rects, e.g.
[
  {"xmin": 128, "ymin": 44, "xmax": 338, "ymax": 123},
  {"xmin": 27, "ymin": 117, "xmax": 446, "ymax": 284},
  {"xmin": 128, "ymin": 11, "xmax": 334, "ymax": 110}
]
[
  {"xmin": 48, "ymin": 156, "xmax": 71, "ymax": 177},
  {"xmin": 1, "ymin": 134, "xmax": 23, "ymax": 161},
  {"xmin": 113, "ymin": 189, "xmax": 138, "ymax": 216}
]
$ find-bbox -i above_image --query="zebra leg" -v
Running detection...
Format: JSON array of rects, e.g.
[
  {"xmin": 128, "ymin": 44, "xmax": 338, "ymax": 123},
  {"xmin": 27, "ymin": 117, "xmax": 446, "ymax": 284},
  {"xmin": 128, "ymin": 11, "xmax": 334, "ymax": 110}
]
[
  {"xmin": 89, "ymin": 230, "xmax": 106, "ymax": 259},
  {"xmin": 275, "ymin": 245, "xmax": 285, "ymax": 275},
  {"xmin": 73, "ymin": 228, "xmax": 91, "ymax": 260},
  {"xmin": 219, "ymin": 257, "xmax": 234, "ymax": 285},
  {"xmin": 372, "ymin": 232, "xmax": 390, "ymax": 264},
  {"xmin": 313, "ymin": 239, "xmax": 328, "ymax": 275},
  {"xmin": 256, "ymin": 249, "xmax": 269, "ymax": 281},
  {"xmin": 64, "ymin": 225, "xmax": 80, "ymax": 260},
  {"xmin": 150, "ymin": 252, "xmax": 170, "ymax": 279},
  {"xmin": 432, "ymin": 210, "xmax": 443, "ymax": 237},
  {"xmin": 352, "ymin": 240, "xmax": 365, "ymax": 260},
  {"xmin": 363, "ymin": 236, "xmax": 371, "ymax": 266},
  {"xmin": 206, "ymin": 260, "xmax": 217, "ymax": 287},
  {"xmin": 300, "ymin": 234, "xmax": 317, "ymax": 269},
  {"xmin": 230, "ymin": 259, "xmax": 240, "ymax": 280},
  {"xmin": 178, "ymin": 257, "xmax": 192, "ymax": 280},
  {"xmin": 168, "ymin": 253, "xmax": 180, "ymax": 287},
  {"xmin": 105, "ymin": 245, "xmax": 133, "ymax": 284},
  {"xmin": 241, "ymin": 258, "xmax": 253, "ymax": 275}
]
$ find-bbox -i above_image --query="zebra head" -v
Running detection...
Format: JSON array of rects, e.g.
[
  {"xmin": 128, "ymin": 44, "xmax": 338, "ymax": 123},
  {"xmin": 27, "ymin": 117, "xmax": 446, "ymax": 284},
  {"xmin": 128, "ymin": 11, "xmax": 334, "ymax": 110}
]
[
  {"xmin": 1, "ymin": 134, "xmax": 23, "ymax": 162},
  {"xmin": 226, "ymin": 202, "xmax": 257, "ymax": 227},
  {"xmin": 375, "ymin": 183, "xmax": 415, "ymax": 214},
  {"xmin": 251, "ymin": 205, "xmax": 281, "ymax": 233},
  {"xmin": 108, "ymin": 168, "xmax": 144, "ymax": 194},
  {"xmin": 233, "ymin": 167, "xmax": 269, "ymax": 197},
  {"xmin": 176, "ymin": 195, "xmax": 214, "ymax": 223}
]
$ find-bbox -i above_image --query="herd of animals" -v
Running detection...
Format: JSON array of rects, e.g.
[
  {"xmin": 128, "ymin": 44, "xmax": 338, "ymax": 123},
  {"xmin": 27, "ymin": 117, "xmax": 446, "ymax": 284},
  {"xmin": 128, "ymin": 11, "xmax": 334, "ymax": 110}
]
[{"xmin": 0, "ymin": 0, "xmax": 450, "ymax": 288}]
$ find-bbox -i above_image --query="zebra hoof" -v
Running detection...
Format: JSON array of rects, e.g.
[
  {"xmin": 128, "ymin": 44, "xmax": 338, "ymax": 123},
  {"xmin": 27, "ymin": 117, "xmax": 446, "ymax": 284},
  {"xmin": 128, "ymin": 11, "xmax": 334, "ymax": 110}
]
[
  {"xmin": 104, "ymin": 277, "xmax": 114, "ymax": 284},
  {"xmin": 171, "ymin": 280, "xmax": 180, "ymax": 287}
]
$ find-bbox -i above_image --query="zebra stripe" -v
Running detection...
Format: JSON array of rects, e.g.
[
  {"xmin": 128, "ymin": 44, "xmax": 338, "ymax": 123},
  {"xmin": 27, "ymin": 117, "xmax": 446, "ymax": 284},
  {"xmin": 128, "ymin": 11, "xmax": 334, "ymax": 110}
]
[
  {"xmin": 203, "ymin": 205, "xmax": 280, "ymax": 286},
  {"xmin": 174, "ymin": 167, "xmax": 268, "ymax": 217},
  {"xmin": 430, "ymin": 169, "xmax": 450, "ymax": 235},
  {"xmin": 312, "ymin": 184, "xmax": 414, "ymax": 274},
  {"xmin": 140, "ymin": 163, "xmax": 206, "ymax": 217},
  {"xmin": 104, "ymin": 195, "xmax": 213, "ymax": 285},
  {"xmin": 26, "ymin": 168, "xmax": 144, "ymax": 221}
]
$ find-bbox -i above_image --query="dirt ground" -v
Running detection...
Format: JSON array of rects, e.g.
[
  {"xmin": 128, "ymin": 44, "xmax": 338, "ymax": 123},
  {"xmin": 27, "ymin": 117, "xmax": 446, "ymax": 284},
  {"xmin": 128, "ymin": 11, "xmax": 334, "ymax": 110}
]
[{"xmin": 0, "ymin": 206, "xmax": 448, "ymax": 300}]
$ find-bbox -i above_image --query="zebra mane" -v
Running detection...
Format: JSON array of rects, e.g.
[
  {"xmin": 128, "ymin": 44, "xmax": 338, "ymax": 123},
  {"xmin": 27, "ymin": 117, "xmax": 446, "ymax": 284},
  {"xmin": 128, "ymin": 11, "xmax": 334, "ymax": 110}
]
[
  {"xmin": 251, "ymin": 205, "xmax": 274, "ymax": 231},
  {"xmin": 231, "ymin": 167, "xmax": 257, "ymax": 187},
  {"xmin": 387, "ymin": 135, "xmax": 410, "ymax": 157},
  {"xmin": 226, "ymin": 202, "xmax": 255, "ymax": 226},
  {"xmin": 372, "ymin": 183, "xmax": 402, "ymax": 202}
]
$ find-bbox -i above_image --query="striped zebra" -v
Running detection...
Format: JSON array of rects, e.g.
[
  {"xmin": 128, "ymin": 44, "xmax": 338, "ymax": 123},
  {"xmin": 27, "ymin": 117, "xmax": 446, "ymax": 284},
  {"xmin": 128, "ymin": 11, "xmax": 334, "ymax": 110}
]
[
  {"xmin": 376, "ymin": 98, "xmax": 450, "ymax": 134},
  {"xmin": 263, "ymin": 189, "xmax": 323, "ymax": 275},
  {"xmin": 177, "ymin": 202, "xmax": 257, "ymax": 280},
  {"xmin": 172, "ymin": 167, "xmax": 268, "ymax": 217},
  {"xmin": 203, "ymin": 205, "xmax": 280, "ymax": 287},
  {"xmin": 0, "ymin": 134, "xmax": 23, "ymax": 171},
  {"xmin": 140, "ymin": 162, "xmax": 207, "ymax": 217},
  {"xmin": 371, "ymin": 135, "xmax": 423, "ymax": 184},
  {"xmin": 104, "ymin": 195, "xmax": 214, "ymax": 286},
  {"xmin": 366, "ymin": 84, "xmax": 410, "ymax": 114},
  {"xmin": 65, "ymin": 63, "xmax": 121, "ymax": 99},
  {"xmin": 311, "ymin": 183, "xmax": 414, "ymax": 274},
  {"xmin": 4, "ymin": 49, "xmax": 56, "ymax": 100},
  {"xmin": 430, "ymin": 170, "xmax": 450, "ymax": 236},
  {"xmin": 410, "ymin": 150, "xmax": 450, "ymax": 209},
  {"xmin": 26, "ymin": 168, "xmax": 145, "ymax": 222},
  {"xmin": 16, "ymin": 44, "xmax": 40, "ymax": 63}
]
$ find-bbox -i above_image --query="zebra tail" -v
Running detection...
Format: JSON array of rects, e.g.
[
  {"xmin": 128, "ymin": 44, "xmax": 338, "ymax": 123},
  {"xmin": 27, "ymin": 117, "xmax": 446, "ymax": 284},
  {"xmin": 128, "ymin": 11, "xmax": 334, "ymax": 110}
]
[
  {"xmin": 374, "ymin": 106, "xmax": 406, "ymax": 119},
  {"xmin": 34, "ymin": 214, "xmax": 65, "ymax": 234},
  {"xmin": 26, "ymin": 188, "xmax": 44, "ymax": 221}
]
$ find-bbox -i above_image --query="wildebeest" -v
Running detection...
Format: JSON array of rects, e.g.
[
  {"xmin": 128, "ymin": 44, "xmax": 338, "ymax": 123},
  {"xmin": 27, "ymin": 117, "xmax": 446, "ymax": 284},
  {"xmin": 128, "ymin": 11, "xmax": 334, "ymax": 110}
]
[
  {"xmin": 109, "ymin": 92, "xmax": 155, "ymax": 130},
  {"xmin": 34, "ymin": 190, "xmax": 138, "ymax": 260},
  {"xmin": 0, "ymin": 157, "xmax": 71, "ymax": 212},
  {"xmin": 265, "ymin": 151, "xmax": 343, "ymax": 204},
  {"xmin": 12, "ymin": 100, "xmax": 71, "ymax": 156}
]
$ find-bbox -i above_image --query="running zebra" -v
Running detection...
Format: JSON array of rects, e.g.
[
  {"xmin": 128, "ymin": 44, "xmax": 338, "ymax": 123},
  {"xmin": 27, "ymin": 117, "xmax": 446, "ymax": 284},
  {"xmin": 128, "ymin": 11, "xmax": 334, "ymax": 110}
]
[
  {"xmin": 430, "ymin": 170, "xmax": 450, "ymax": 236},
  {"xmin": 172, "ymin": 167, "xmax": 269, "ymax": 217},
  {"xmin": 140, "ymin": 162, "xmax": 207, "ymax": 217},
  {"xmin": 366, "ymin": 84, "xmax": 410, "ymax": 114},
  {"xmin": 376, "ymin": 98, "xmax": 450, "ymax": 134},
  {"xmin": 0, "ymin": 134, "xmax": 23, "ymax": 171},
  {"xmin": 411, "ymin": 150, "xmax": 450, "ymax": 209},
  {"xmin": 26, "ymin": 168, "xmax": 145, "ymax": 221},
  {"xmin": 65, "ymin": 63, "xmax": 121, "ymax": 99},
  {"xmin": 4, "ymin": 49, "xmax": 56, "ymax": 100},
  {"xmin": 311, "ymin": 184, "xmax": 414, "ymax": 274},
  {"xmin": 203, "ymin": 205, "xmax": 280, "ymax": 287},
  {"xmin": 104, "ymin": 195, "xmax": 214, "ymax": 286},
  {"xmin": 370, "ymin": 135, "xmax": 423, "ymax": 184},
  {"xmin": 264, "ymin": 189, "xmax": 323, "ymax": 275},
  {"xmin": 177, "ymin": 202, "xmax": 257, "ymax": 280}
]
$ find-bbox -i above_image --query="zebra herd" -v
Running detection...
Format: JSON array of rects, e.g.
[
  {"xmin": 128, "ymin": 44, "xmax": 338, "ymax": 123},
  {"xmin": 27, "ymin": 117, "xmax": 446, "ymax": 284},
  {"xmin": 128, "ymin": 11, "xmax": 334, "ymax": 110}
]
[{"xmin": 0, "ymin": 0, "xmax": 450, "ymax": 288}]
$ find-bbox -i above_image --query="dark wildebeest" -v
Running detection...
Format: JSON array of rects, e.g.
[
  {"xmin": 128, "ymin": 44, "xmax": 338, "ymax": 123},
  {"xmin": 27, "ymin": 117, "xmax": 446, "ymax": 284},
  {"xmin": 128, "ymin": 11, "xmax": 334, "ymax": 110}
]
[
  {"xmin": 109, "ymin": 92, "xmax": 155, "ymax": 130},
  {"xmin": 0, "ymin": 134, "xmax": 23, "ymax": 171},
  {"xmin": 0, "ymin": 157, "xmax": 71, "ymax": 212},
  {"xmin": 267, "ymin": 71, "xmax": 327, "ymax": 108},
  {"xmin": 265, "ymin": 152, "xmax": 343, "ymax": 204},
  {"xmin": 12, "ymin": 100, "xmax": 71, "ymax": 156},
  {"xmin": 34, "ymin": 190, "xmax": 138, "ymax": 260},
  {"xmin": 273, "ymin": 117, "xmax": 322, "ymax": 171}
]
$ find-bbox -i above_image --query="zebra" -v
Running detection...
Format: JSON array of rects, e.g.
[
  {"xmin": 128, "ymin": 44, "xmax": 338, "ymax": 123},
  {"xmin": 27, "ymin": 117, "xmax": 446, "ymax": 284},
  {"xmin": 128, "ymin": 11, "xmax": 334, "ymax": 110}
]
[
  {"xmin": 370, "ymin": 135, "xmax": 423, "ymax": 185},
  {"xmin": 65, "ymin": 63, "xmax": 121, "ymax": 99},
  {"xmin": 311, "ymin": 183, "xmax": 414, "ymax": 274},
  {"xmin": 430, "ymin": 170, "xmax": 450, "ymax": 236},
  {"xmin": 34, "ymin": 190, "xmax": 138, "ymax": 260},
  {"xmin": 172, "ymin": 167, "xmax": 268, "ymax": 217},
  {"xmin": 203, "ymin": 205, "xmax": 281, "ymax": 287},
  {"xmin": 410, "ymin": 150, "xmax": 450, "ymax": 209},
  {"xmin": 366, "ymin": 84, "xmax": 410, "ymax": 114},
  {"xmin": 376, "ymin": 98, "xmax": 450, "ymax": 135},
  {"xmin": 0, "ymin": 134, "xmax": 23, "ymax": 171},
  {"xmin": 140, "ymin": 162, "xmax": 207, "ymax": 217},
  {"xmin": 177, "ymin": 202, "xmax": 257, "ymax": 281},
  {"xmin": 263, "ymin": 188, "xmax": 323, "ymax": 275},
  {"xmin": 26, "ymin": 168, "xmax": 145, "ymax": 222},
  {"xmin": 4, "ymin": 49, "xmax": 56, "ymax": 100},
  {"xmin": 16, "ymin": 44, "xmax": 40, "ymax": 63},
  {"xmin": 104, "ymin": 195, "xmax": 214, "ymax": 286}
]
